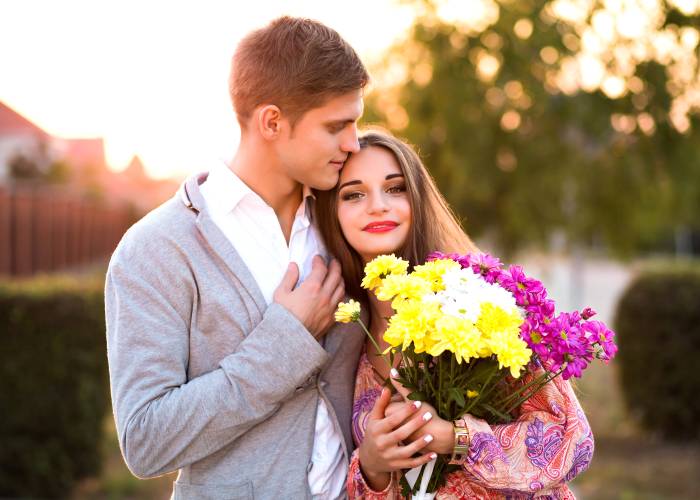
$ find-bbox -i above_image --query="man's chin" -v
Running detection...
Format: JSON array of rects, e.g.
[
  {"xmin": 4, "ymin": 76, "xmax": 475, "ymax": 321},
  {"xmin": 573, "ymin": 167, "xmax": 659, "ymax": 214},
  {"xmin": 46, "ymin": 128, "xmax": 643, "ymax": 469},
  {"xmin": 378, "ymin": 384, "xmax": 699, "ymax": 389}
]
[{"xmin": 310, "ymin": 176, "xmax": 340, "ymax": 191}]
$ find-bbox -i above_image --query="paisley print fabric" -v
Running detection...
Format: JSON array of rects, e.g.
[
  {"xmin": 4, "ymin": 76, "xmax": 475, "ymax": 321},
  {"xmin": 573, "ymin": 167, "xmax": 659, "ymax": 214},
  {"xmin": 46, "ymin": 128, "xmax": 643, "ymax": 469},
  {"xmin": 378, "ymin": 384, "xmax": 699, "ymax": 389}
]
[{"xmin": 346, "ymin": 353, "xmax": 593, "ymax": 499}]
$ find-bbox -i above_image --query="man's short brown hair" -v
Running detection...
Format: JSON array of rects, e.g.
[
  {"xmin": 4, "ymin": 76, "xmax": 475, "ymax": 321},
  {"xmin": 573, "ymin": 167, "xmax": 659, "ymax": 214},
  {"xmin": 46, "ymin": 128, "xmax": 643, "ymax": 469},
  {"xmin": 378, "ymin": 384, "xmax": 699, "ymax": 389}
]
[{"xmin": 230, "ymin": 16, "xmax": 370, "ymax": 128}]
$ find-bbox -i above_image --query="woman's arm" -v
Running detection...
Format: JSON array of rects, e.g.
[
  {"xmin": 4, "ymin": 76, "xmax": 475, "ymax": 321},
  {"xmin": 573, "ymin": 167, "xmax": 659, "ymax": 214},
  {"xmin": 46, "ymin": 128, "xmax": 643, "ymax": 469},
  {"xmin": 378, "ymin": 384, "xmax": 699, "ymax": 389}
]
[{"xmin": 459, "ymin": 372, "xmax": 594, "ymax": 493}]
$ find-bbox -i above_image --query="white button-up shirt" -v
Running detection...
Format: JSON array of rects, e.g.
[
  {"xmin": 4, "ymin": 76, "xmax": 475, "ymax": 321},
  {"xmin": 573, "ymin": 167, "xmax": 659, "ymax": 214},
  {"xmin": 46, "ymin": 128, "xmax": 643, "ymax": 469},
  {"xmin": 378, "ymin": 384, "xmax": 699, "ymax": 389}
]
[{"xmin": 200, "ymin": 162, "xmax": 347, "ymax": 499}]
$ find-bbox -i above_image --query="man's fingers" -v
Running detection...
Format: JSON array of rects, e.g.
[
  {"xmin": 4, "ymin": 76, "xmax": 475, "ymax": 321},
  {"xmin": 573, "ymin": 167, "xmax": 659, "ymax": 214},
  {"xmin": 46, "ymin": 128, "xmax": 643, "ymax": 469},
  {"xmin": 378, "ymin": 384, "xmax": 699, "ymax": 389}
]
[
  {"xmin": 277, "ymin": 262, "xmax": 299, "ymax": 294},
  {"xmin": 369, "ymin": 387, "xmax": 392, "ymax": 421},
  {"xmin": 305, "ymin": 255, "xmax": 328, "ymax": 285},
  {"xmin": 321, "ymin": 258, "xmax": 342, "ymax": 295},
  {"xmin": 329, "ymin": 280, "xmax": 345, "ymax": 308}
]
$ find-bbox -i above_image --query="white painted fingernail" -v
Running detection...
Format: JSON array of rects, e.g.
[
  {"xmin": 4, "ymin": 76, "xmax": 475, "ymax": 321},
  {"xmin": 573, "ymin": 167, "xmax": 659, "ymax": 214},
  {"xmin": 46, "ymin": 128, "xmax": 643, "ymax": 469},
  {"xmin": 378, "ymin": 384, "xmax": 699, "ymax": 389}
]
[
  {"xmin": 390, "ymin": 368, "xmax": 399, "ymax": 378},
  {"xmin": 430, "ymin": 452, "xmax": 437, "ymax": 459},
  {"xmin": 424, "ymin": 434, "xmax": 433, "ymax": 443},
  {"xmin": 413, "ymin": 401, "xmax": 422, "ymax": 410},
  {"xmin": 423, "ymin": 412, "xmax": 432, "ymax": 421}
]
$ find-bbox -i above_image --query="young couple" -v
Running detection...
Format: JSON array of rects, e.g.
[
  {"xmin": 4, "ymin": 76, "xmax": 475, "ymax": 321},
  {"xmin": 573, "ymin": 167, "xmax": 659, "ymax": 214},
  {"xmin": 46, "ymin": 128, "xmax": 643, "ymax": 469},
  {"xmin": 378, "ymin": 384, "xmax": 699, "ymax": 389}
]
[{"xmin": 105, "ymin": 16, "xmax": 592, "ymax": 500}]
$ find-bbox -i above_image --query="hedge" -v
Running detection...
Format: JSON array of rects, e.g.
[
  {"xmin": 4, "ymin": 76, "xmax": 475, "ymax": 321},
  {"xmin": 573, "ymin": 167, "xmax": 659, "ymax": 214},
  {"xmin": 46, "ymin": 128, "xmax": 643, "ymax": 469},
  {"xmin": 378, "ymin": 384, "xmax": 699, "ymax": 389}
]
[
  {"xmin": 0, "ymin": 274, "xmax": 109, "ymax": 498},
  {"xmin": 615, "ymin": 263, "xmax": 700, "ymax": 441}
]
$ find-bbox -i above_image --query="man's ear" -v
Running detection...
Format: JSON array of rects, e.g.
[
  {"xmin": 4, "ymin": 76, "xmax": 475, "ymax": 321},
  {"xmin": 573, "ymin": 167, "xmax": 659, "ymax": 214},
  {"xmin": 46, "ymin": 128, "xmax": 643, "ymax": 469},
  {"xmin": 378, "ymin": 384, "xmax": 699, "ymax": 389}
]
[{"xmin": 257, "ymin": 104, "xmax": 284, "ymax": 140}]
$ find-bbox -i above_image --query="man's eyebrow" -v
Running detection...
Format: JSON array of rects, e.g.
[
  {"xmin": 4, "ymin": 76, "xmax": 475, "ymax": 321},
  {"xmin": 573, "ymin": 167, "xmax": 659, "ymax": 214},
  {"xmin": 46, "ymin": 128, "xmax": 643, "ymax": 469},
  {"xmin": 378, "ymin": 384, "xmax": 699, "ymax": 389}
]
[
  {"xmin": 338, "ymin": 179, "xmax": 361, "ymax": 190},
  {"xmin": 325, "ymin": 118, "xmax": 357, "ymax": 127}
]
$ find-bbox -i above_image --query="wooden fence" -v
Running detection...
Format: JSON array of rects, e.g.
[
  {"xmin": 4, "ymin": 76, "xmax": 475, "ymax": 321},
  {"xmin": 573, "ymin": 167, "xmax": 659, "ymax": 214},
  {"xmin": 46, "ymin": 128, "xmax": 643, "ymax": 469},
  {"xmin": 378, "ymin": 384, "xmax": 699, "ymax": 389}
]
[{"xmin": 0, "ymin": 186, "xmax": 135, "ymax": 277}]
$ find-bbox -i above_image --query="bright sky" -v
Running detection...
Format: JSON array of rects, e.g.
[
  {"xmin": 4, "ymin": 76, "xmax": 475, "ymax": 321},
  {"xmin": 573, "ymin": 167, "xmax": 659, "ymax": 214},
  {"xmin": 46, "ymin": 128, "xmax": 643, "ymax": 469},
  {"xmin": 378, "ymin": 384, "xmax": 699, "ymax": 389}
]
[{"xmin": 0, "ymin": 0, "xmax": 416, "ymax": 179}]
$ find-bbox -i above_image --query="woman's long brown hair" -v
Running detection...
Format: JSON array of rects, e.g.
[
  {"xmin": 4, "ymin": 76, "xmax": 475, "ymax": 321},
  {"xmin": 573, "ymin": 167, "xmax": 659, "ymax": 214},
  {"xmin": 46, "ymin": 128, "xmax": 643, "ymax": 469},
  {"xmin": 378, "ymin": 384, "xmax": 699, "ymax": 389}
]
[{"xmin": 314, "ymin": 129, "xmax": 479, "ymax": 304}]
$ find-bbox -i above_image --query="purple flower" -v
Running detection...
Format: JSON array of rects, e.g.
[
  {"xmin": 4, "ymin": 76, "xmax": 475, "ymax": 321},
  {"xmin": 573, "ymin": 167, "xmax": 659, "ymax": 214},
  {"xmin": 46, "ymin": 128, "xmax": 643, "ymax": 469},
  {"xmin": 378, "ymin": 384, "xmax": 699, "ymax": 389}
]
[
  {"xmin": 582, "ymin": 320, "xmax": 618, "ymax": 362},
  {"xmin": 562, "ymin": 356, "xmax": 589, "ymax": 379},
  {"xmin": 520, "ymin": 318, "xmax": 550, "ymax": 359},
  {"xmin": 463, "ymin": 253, "xmax": 503, "ymax": 283},
  {"xmin": 581, "ymin": 307, "xmax": 597, "ymax": 320},
  {"xmin": 525, "ymin": 297, "xmax": 556, "ymax": 322},
  {"xmin": 426, "ymin": 249, "xmax": 617, "ymax": 381},
  {"xmin": 426, "ymin": 250, "xmax": 460, "ymax": 262},
  {"xmin": 499, "ymin": 265, "xmax": 544, "ymax": 306}
]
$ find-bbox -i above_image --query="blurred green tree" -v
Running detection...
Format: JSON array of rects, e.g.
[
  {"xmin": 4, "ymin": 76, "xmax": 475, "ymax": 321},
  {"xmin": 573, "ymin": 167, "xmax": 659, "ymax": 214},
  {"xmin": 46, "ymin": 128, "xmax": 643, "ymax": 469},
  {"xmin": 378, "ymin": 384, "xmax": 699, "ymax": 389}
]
[{"xmin": 365, "ymin": 0, "xmax": 700, "ymax": 256}]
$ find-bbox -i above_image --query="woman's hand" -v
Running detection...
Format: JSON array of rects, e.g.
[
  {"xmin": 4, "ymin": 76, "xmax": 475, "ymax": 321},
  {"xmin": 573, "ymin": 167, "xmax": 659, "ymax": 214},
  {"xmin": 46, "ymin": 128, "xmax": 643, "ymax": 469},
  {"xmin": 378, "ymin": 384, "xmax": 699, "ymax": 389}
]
[
  {"xmin": 358, "ymin": 387, "xmax": 437, "ymax": 491},
  {"xmin": 387, "ymin": 369, "xmax": 456, "ymax": 455},
  {"xmin": 384, "ymin": 400, "xmax": 454, "ymax": 455}
]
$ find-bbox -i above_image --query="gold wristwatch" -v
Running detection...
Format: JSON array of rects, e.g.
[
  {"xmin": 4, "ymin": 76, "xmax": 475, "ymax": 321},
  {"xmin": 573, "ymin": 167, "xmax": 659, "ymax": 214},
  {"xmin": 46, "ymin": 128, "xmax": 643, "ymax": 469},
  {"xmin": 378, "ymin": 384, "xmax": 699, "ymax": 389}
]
[{"xmin": 449, "ymin": 417, "xmax": 470, "ymax": 465}]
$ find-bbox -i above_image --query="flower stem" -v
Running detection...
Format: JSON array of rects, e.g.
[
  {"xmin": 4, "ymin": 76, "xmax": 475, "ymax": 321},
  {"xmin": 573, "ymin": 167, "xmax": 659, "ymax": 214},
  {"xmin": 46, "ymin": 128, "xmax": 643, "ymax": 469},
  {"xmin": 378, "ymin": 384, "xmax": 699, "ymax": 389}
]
[{"xmin": 356, "ymin": 319, "xmax": 393, "ymax": 371}]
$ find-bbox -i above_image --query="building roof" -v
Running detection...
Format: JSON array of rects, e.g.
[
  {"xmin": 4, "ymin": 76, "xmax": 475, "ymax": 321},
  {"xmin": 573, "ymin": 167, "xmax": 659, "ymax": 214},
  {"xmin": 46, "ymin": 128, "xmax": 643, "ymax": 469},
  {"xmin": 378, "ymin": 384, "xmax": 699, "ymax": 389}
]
[{"xmin": 0, "ymin": 101, "xmax": 49, "ymax": 139}]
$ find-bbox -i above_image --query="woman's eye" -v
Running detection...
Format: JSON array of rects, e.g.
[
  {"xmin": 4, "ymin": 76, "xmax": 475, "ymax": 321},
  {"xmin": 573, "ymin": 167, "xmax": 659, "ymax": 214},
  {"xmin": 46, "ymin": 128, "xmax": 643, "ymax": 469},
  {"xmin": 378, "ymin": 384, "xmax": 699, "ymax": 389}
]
[
  {"xmin": 387, "ymin": 184, "xmax": 406, "ymax": 194},
  {"xmin": 341, "ymin": 191, "xmax": 363, "ymax": 201}
]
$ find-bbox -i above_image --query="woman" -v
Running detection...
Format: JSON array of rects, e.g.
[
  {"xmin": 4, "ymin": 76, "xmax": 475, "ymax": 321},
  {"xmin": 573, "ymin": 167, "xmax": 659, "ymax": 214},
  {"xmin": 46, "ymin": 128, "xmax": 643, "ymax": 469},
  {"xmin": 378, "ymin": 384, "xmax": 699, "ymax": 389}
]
[{"xmin": 315, "ymin": 130, "xmax": 593, "ymax": 499}]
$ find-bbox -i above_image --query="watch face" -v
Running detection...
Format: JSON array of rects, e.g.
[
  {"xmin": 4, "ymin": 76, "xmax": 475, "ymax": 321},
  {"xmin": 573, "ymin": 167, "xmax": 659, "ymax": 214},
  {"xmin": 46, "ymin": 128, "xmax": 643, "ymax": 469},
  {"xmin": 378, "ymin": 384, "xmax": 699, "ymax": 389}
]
[{"xmin": 456, "ymin": 433, "xmax": 470, "ymax": 447}]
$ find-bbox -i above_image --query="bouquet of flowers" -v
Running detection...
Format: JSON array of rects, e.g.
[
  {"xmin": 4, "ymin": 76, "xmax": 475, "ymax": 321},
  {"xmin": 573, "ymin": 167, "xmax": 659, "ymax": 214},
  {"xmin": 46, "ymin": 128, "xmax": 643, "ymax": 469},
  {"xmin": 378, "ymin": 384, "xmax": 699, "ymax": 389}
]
[{"xmin": 335, "ymin": 252, "xmax": 617, "ymax": 498}]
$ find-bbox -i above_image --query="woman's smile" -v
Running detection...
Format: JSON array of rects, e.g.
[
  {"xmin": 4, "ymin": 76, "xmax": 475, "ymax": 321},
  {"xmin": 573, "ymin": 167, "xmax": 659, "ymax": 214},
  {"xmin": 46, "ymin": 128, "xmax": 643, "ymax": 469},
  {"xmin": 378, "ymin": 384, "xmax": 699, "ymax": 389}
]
[{"xmin": 362, "ymin": 221, "xmax": 399, "ymax": 233}]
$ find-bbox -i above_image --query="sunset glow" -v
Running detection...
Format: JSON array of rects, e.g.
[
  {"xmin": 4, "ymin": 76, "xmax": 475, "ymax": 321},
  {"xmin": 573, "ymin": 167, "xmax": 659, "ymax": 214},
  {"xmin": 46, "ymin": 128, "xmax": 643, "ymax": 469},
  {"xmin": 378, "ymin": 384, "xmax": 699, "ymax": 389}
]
[{"xmin": 0, "ymin": 0, "xmax": 415, "ymax": 180}]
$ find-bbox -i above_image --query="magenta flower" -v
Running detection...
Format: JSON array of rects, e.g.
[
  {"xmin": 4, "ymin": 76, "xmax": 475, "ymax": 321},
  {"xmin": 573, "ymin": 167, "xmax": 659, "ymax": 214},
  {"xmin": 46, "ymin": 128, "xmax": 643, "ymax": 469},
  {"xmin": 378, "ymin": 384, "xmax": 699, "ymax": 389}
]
[
  {"xmin": 426, "ymin": 250, "xmax": 461, "ymax": 262},
  {"xmin": 499, "ymin": 265, "xmax": 545, "ymax": 307},
  {"xmin": 427, "ymin": 250, "xmax": 617, "ymax": 381},
  {"xmin": 581, "ymin": 307, "xmax": 597, "ymax": 320},
  {"xmin": 464, "ymin": 253, "xmax": 503, "ymax": 283},
  {"xmin": 582, "ymin": 320, "xmax": 618, "ymax": 362}
]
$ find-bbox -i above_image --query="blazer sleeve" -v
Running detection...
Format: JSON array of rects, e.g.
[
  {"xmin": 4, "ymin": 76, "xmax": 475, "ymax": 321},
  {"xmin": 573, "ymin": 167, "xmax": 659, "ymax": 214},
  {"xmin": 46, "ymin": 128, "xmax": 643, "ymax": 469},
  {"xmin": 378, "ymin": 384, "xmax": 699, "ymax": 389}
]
[
  {"xmin": 105, "ymin": 229, "xmax": 330, "ymax": 479},
  {"xmin": 459, "ymin": 371, "xmax": 594, "ymax": 494}
]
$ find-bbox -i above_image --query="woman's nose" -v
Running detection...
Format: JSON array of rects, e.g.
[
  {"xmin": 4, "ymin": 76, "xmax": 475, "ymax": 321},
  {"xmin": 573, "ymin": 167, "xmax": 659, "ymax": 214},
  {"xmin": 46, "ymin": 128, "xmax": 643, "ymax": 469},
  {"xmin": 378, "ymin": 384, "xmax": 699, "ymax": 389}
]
[{"xmin": 367, "ymin": 192, "xmax": 389, "ymax": 213}]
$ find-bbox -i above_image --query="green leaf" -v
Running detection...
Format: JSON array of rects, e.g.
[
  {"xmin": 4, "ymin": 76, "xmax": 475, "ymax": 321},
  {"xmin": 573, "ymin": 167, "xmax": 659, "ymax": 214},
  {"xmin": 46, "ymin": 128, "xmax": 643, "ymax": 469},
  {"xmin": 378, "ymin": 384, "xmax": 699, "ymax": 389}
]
[
  {"xmin": 407, "ymin": 391, "xmax": 428, "ymax": 401},
  {"xmin": 449, "ymin": 387, "xmax": 466, "ymax": 407}
]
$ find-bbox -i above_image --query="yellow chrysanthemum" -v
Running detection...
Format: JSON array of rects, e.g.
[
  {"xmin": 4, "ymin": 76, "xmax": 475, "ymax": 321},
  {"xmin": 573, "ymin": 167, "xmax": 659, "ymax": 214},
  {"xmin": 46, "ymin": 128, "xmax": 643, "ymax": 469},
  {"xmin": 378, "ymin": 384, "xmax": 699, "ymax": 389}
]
[
  {"xmin": 334, "ymin": 299, "xmax": 361, "ymax": 323},
  {"xmin": 467, "ymin": 390, "xmax": 479, "ymax": 399},
  {"xmin": 361, "ymin": 254, "xmax": 409, "ymax": 291},
  {"xmin": 476, "ymin": 302, "xmax": 523, "ymax": 339},
  {"xmin": 412, "ymin": 259, "xmax": 461, "ymax": 292},
  {"xmin": 487, "ymin": 330, "xmax": 533, "ymax": 378},
  {"xmin": 375, "ymin": 274, "xmax": 432, "ymax": 307},
  {"xmin": 384, "ymin": 300, "xmax": 440, "ymax": 353},
  {"xmin": 427, "ymin": 315, "xmax": 485, "ymax": 363}
]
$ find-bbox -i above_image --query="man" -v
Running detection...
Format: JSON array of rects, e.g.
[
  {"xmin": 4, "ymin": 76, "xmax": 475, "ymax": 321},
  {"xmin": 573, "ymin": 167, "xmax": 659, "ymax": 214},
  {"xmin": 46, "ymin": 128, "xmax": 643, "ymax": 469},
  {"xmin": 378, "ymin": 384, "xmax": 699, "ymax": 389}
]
[{"xmin": 105, "ymin": 17, "xmax": 368, "ymax": 499}]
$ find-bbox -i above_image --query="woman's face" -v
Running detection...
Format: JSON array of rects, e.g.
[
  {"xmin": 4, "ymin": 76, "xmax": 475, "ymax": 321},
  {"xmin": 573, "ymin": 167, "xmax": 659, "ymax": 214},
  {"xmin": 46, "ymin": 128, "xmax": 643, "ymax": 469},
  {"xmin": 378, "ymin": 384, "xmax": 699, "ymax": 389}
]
[{"xmin": 336, "ymin": 145, "xmax": 412, "ymax": 263}]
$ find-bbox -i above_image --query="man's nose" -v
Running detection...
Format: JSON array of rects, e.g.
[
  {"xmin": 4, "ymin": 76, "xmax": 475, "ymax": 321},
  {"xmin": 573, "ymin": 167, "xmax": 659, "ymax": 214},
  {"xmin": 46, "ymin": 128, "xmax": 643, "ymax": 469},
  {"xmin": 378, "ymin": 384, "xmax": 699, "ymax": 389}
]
[{"xmin": 341, "ymin": 126, "xmax": 360, "ymax": 153}]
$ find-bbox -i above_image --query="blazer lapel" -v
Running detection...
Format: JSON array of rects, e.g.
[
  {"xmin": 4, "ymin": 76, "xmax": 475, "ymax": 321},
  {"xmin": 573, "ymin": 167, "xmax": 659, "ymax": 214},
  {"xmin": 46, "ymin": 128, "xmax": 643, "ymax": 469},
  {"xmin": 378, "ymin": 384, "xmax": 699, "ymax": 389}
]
[{"xmin": 182, "ymin": 174, "xmax": 267, "ymax": 320}]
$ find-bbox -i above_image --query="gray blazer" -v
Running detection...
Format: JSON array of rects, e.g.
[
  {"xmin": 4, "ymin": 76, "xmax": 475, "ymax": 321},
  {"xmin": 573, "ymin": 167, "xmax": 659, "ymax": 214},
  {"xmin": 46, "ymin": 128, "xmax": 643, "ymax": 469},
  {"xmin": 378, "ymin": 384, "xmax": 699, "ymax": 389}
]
[{"xmin": 105, "ymin": 172, "xmax": 364, "ymax": 499}]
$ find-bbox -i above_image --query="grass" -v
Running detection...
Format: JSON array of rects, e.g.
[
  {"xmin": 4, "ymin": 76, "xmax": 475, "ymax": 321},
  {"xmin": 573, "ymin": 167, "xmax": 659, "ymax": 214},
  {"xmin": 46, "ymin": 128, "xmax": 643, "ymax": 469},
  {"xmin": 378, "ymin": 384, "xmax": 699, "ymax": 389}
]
[
  {"xmin": 570, "ymin": 362, "xmax": 700, "ymax": 499},
  {"xmin": 71, "ymin": 418, "xmax": 175, "ymax": 500}
]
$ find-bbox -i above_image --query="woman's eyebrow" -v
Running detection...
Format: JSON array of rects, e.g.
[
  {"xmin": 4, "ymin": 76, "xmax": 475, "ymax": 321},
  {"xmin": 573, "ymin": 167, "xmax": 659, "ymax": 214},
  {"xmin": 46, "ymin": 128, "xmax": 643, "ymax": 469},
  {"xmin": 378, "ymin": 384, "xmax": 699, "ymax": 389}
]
[
  {"xmin": 338, "ymin": 179, "xmax": 362, "ymax": 190},
  {"xmin": 386, "ymin": 173, "xmax": 404, "ymax": 180}
]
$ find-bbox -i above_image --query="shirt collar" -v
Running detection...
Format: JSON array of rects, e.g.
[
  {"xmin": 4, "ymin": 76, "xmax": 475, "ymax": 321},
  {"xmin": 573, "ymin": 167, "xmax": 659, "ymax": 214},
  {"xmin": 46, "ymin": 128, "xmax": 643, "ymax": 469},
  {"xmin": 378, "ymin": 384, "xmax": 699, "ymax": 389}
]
[{"xmin": 204, "ymin": 161, "xmax": 316, "ymax": 223}]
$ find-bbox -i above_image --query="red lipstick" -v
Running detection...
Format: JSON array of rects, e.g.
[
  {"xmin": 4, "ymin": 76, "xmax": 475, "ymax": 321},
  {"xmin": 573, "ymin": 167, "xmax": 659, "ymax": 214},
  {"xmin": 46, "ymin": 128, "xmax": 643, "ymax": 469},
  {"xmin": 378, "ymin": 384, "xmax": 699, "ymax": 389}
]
[{"xmin": 362, "ymin": 221, "xmax": 398, "ymax": 233}]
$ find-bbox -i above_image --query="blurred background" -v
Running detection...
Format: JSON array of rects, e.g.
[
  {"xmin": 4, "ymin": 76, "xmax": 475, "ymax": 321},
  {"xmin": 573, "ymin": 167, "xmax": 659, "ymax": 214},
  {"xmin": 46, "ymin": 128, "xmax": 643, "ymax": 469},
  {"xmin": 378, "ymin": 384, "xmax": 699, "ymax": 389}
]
[{"xmin": 1, "ymin": 0, "xmax": 699, "ymax": 498}]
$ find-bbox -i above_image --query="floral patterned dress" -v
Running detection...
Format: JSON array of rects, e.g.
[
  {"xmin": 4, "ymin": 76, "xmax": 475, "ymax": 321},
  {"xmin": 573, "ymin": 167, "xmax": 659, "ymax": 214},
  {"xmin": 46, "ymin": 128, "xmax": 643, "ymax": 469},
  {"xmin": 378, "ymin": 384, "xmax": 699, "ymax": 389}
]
[{"xmin": 346, "ymin": 353, "xmax": 593, "ymax": 499}]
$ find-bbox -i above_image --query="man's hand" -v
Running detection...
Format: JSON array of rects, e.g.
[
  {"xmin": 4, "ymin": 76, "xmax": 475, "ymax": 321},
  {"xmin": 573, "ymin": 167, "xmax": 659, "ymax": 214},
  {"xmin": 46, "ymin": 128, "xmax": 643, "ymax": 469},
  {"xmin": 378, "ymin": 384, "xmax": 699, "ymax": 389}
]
[{"xmin": 273, "ymin": 255, "xmax": 345, "ymax": 339}]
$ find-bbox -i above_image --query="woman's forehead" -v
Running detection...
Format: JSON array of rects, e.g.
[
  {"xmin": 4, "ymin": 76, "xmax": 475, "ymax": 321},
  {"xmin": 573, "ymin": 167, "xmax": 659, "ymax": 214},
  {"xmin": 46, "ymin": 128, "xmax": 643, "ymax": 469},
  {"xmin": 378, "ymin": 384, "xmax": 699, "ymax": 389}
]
[{"xmin": 340, "ymin": 146, "xmax": 401, "ymax": 182}]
